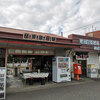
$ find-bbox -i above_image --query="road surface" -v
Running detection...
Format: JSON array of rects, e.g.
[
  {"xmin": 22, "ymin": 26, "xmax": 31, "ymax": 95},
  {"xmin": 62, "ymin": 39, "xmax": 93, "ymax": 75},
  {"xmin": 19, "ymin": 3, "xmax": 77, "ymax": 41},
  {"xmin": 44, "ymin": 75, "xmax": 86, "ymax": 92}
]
[{"xmin": 7, "ymin": 80, "xmax": 100, "ymax": 100}]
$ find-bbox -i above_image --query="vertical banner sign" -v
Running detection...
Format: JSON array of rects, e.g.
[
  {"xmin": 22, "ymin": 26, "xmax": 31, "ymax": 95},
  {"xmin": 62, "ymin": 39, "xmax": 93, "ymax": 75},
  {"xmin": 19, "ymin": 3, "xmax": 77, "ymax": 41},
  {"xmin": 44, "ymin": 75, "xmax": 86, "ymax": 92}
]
[{"xmin": 0, "ymin": 67, "xmax": 6, "ymax": 100}]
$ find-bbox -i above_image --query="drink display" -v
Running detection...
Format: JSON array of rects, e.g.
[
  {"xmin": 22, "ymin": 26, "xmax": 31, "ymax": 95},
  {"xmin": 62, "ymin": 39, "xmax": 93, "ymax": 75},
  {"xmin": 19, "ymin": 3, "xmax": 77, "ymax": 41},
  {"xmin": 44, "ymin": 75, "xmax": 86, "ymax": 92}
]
[{"xmin": 58, "ymin": 58, "xmax": 69, "ymax": 68}]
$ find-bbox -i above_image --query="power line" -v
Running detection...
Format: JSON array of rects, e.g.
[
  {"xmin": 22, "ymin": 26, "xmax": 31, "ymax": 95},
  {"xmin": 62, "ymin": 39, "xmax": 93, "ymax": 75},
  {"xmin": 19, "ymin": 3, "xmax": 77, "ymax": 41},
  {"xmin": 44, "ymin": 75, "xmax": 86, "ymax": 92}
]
[{"xmin": 65, "ymin": 19, "xmax": 100, "ymax": 33}]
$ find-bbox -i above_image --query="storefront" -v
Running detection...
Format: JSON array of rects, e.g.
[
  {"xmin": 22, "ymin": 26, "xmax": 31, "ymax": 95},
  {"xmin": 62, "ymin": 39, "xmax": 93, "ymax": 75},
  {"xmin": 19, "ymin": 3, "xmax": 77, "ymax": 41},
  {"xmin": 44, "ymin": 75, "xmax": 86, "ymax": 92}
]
[
  {"xmin": 0, "ymin": 27, "xmax": 80, "ymax": 85},
  {"xmin": 1, "ymin": 27, "xmax": 100, "ymax": 100},
  {"xmin": 0, "ymin": 27, "xmax": 100, "ymax": 83},
  {"xmin": 68, "ymin": 34, "xmax": 100, "ymax": 78}
]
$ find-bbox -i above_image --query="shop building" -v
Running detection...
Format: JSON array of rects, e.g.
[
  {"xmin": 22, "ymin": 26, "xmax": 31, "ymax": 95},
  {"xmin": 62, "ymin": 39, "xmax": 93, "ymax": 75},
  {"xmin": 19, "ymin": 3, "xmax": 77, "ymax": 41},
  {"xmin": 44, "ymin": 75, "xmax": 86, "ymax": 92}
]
[
  {"xmin": 0, "ymin": 27, "xmax": 80, "ymax": 82},
  {"xmin": 0, "ymin": 27, "xmax": 100, "ymax": 82},
  {"xmin": 86, "ymin": 30, "xmax": 100, "ymax": 38},
  {"xmin": 68, "ymin": 34, "xmax": 100, "ymax": 77}
]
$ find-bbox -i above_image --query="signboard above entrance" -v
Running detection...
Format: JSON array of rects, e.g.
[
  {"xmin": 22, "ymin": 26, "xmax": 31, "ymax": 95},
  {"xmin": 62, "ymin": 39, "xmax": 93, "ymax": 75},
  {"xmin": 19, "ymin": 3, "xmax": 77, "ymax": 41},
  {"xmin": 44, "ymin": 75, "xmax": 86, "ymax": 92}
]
[
  {"xmin": 34, "ymin": 50, "xmax": 55, "ymax": 55},
  {"xmin": 8, "ymin": 49, "xmax": 55, "ymax": 55},
  {"xmin": 23, "ymin": 33, "xmax": 56, "ymax": 42},
  {"xmin": 94, "ymin": 46, "xmax": 100, "ymax": 50},
  {"xmin": 80, "ymin": 39, "xmax": 99, "ymax": 45},
  {"xmin": 80, "ymin": 39, "xmax": 100, "ymax": 51}
]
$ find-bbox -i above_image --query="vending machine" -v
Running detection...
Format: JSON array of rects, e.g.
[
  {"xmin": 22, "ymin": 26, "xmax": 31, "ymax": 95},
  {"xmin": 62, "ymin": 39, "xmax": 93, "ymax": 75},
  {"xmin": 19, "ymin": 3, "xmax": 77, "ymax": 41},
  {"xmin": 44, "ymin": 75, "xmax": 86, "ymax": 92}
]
[{"xmin": 52, "ymin": 57, "xmax": 71, "ymax": 82}]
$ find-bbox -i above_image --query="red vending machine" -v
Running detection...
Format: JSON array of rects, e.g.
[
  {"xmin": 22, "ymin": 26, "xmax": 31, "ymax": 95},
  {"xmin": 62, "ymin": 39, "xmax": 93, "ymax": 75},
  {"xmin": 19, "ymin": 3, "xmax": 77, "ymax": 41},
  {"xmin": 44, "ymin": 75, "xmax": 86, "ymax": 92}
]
[{"xmin": 73, "ymin": 64, "xmax": 82, "ymax": 80}]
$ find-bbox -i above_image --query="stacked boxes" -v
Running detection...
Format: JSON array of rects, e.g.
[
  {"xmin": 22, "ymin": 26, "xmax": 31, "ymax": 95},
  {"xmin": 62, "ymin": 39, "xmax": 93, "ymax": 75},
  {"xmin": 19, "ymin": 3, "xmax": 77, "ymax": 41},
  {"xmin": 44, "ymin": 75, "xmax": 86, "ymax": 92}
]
[{"xmin": 88, "ymin": 64, "xmax": 98, "ymax": 78}]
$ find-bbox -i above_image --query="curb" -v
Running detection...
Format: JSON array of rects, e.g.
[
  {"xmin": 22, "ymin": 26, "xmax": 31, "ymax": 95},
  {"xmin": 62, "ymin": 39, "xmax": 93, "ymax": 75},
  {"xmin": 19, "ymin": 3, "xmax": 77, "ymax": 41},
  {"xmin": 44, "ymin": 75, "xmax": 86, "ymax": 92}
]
[{"xmin": 7, "ymin": 79, "xmax": 94, "ymax": 94}]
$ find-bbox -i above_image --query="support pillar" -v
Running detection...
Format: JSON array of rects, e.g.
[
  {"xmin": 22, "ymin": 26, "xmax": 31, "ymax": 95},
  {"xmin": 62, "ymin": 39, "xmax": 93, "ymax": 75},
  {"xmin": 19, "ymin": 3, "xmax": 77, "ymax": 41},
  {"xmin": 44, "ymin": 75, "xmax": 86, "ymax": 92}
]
[
  {"xmin": 76, "ymin": 74, "xmax": 79, "ymax": 80},
  {"xmin": 5, "ymin": 48, "xmax": 8, "ymax": 67},
  {"xmin": 31, "ymin": 58, "xmax": 32, "ymax": 71}
]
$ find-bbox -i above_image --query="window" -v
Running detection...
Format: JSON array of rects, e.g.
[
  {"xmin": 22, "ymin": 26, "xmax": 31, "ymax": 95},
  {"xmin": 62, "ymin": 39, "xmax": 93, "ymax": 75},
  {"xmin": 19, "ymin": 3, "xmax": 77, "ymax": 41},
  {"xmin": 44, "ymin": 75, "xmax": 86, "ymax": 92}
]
[
  {"xmin": 24, "ymin": 33, "xmax": 29, "ymax": 39},
  {"xmin": 52, "ymin": 37, "xmax": 56, "ymax": 41},
  {"xmin": 39, "ymin": 35, "xmax": 43, "ymax": 40},
  {"xmin": 46, "ymin": 36, "xmax": 50, "ymax": 41},
  {"xmin": 32, "ymin": 34, "xmax": 36, "ymax": 39}
]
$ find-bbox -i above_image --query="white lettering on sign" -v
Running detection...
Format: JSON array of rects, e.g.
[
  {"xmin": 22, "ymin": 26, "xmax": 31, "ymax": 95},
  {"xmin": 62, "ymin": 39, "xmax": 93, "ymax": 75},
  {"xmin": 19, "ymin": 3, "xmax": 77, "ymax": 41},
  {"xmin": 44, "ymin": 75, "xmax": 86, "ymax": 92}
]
[
  {"xmin": 34, "ymin": 50, "xmax": 54, "ymax": 55},
  {"xmin": 94, "ymin": 46, "xmax": 100, "ymax": 50},
  {"xmin": 23, "ymin": 33, "xmax": 56, "ymax": 42},
  {"xmin": 80, "ymin": 39, "xmax": 99, "ymax": 45}
]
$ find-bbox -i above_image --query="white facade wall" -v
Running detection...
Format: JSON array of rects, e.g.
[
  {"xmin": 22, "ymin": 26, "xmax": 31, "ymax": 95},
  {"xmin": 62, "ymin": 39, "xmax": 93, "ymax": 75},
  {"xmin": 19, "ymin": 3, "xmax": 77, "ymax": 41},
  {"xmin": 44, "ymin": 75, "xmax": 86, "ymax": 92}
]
[
  {"xmin": 99, "ymin": 55, "xmax": 100, "ymax": 69},
  {"xmin": 87, "ymin": 52, "xmax": 99, "ymax": 69}
]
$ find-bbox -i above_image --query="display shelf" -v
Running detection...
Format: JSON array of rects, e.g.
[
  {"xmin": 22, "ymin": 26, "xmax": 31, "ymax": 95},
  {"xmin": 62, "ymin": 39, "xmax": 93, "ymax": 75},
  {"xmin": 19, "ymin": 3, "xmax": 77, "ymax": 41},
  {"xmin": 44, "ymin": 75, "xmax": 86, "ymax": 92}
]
[{"xmin": 0, "ymin": 91, "xmax": 4, "ymax": 93}]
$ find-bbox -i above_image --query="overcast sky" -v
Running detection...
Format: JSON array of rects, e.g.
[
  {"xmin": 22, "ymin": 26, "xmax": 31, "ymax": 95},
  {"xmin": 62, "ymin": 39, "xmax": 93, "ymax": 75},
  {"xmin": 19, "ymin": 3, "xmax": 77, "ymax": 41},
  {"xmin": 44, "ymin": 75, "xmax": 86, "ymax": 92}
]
[{"xmin": 0, "ymin": 0, "xmax": 100, "ymax": 37}]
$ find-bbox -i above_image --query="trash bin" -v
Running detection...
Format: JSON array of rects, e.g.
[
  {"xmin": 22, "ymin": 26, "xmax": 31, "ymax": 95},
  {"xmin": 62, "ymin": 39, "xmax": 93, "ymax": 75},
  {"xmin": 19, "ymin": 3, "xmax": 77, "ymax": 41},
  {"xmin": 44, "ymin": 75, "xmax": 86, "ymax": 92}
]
[
  {"xmin": 15, "ymin": 67, "xmax": 18, "ymax": 76},
  {"xmin": 41, "ymin": 78, "xmax": 45, "ymax": 85},
  {"xmin": 26, "ymin": 78, "xmax": 29, "ymax": 85},
  {"xmin": 29, "ymin": 78, "xmax": 34, "ymax": 85}
]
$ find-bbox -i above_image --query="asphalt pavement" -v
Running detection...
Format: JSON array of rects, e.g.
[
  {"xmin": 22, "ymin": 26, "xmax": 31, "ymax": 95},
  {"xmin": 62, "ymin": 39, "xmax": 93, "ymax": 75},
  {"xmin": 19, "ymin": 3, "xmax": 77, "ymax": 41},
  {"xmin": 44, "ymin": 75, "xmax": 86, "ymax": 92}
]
[{"xmin": 6, "ymin": 80, "xmax": 100, "ymax": 100}]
